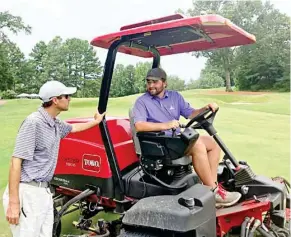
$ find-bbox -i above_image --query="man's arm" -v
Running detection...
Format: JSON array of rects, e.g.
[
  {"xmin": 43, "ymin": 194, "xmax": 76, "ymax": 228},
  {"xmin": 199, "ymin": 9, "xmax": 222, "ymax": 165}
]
[
  {"xmin": 71, "ymin": 112, "xmax": 106, "ymax": 133},
  {"xmin": 135, "ymin": 120, "xmax": 179, "ymax": 132},
  {"xmin": 6, "ymin": 157, "xmax": 22, "ymax": 225},
  {"xmin": 188, "ymin": 103, "xmax": 219, "ymax": 119},
  {"xmin": 7, "ymin": 117, "xmax": 37, "ymax": 225},
  {"xmin": 188, "ymin": 106, "xmax": 208, "ymax": 119},
  {"xmin": 71, "ymin": 120, "xmax": 101, "ymax": 133}
]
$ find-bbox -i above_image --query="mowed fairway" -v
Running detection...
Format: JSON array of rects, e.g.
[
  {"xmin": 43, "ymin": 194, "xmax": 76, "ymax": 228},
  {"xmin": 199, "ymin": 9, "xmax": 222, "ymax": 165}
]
[{"xmin": 0, "ymin": 89, "xmax": 289, "ymax": 236}]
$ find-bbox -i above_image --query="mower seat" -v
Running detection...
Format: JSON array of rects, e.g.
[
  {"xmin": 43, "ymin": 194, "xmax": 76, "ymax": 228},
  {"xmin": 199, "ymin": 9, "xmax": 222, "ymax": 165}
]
[
  {"xmin": 128, "ymin": 108, "xmax": 192, "ymax": 167},
  {"xmin": 128, "ymin": 108, "xmax": 141, "ymax": 156}
]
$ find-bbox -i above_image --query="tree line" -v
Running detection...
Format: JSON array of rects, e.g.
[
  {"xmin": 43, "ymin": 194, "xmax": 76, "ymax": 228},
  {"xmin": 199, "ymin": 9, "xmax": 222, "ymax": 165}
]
[
  {"xmin": 0, "ymin": 0, "xmax": 290, "ymax": 99},
  {"xmin": 0, "ymin": 11, "xmax": 185, "ymax": 99},
  {"xmin": 180, "ymin": 0, "xmax": 290, "ymax": 92}
]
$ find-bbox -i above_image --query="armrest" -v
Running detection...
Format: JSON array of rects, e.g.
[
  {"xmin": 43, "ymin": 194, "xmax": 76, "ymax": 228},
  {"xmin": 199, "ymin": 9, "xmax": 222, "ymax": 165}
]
[{"xmin": 136, "ymin": 131, "xmax": 165, "ymax": 137}]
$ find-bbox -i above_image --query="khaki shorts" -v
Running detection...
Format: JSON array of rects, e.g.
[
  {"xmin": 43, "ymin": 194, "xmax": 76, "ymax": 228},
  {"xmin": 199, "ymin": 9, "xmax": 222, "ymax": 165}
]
[{"xmin": 2, "ymin": 183, "xmax": 54, "ymax": 237}]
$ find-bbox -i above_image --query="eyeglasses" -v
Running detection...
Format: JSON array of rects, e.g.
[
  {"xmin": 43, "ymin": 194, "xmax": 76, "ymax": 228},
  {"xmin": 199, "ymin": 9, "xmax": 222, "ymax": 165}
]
[{"xmin": 62, "ymin": 95, "xmax": 70, "ymax": 99}]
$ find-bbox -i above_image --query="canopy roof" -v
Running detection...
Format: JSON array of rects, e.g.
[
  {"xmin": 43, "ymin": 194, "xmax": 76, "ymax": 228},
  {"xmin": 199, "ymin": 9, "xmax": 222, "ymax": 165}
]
[{"xmin": 90, "ymin": 14, "xmax": 256, "ymax": 58}]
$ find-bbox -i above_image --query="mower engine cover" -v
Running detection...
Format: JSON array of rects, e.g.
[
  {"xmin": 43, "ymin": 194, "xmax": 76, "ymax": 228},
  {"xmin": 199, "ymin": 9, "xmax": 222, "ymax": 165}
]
[{"xmin": 122, "ymin": 184, "xmax": 216, "ymax": 236}]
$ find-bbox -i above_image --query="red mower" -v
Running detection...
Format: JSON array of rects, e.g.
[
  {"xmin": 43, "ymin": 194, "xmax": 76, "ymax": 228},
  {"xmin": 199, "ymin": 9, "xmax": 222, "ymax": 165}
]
[{"xmin": 51, "ymin": 14, "xmax": 290, "ymax": 237}]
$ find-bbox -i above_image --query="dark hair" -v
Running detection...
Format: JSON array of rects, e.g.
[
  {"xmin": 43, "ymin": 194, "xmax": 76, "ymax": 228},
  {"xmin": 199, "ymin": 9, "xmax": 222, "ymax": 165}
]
[{"xmin": 42, "ymin": 100, "xmax": 53, "ymax": 108}]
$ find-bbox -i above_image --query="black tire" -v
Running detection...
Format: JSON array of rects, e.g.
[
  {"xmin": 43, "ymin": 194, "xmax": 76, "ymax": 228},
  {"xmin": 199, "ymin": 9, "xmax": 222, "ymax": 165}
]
[
  {"xmin": 53, "ymin": 207, "xmax": 61, "ymax": 237},
  {"xmin": 118, "ymin": 230, "xmax": 158, "ymax": 237}
]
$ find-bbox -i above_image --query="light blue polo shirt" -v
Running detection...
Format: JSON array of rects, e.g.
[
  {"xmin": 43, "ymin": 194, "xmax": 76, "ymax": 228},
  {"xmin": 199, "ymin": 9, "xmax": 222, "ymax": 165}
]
[{"xmin": 132, "ymin": 90, "xmax": 195, "ymax": 135}]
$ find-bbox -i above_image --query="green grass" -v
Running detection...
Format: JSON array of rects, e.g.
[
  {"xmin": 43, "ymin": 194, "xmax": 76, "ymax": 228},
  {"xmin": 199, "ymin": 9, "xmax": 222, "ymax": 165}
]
[{"xmin": 0, "ymin": 89, "xmax": 290, "ymax": 236}]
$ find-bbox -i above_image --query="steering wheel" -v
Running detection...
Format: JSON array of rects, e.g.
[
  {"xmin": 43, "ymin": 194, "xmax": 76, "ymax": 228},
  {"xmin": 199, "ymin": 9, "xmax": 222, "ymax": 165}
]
[{"xmin": 185, "ymin": 107, "xmax": 219, "ymax": 129}]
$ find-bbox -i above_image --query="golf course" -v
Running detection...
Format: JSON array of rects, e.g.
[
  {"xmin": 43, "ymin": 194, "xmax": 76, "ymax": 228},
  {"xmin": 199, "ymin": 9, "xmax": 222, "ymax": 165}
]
[{"xmin": 0, "ymin": 88, "xmax": 289, "ymax": 236}]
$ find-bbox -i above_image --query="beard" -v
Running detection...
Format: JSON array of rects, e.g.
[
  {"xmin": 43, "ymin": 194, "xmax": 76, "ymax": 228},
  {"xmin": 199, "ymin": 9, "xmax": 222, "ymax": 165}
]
[{"xmin": 148, "ymin": 87, "xmax": 164, "ymax": 96}]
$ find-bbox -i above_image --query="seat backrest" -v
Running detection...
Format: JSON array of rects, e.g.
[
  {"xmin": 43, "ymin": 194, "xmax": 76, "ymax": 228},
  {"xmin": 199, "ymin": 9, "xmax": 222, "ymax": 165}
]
[{"xmin": 128, "ymin": 108, "xmax": 141, "ymax": 156}]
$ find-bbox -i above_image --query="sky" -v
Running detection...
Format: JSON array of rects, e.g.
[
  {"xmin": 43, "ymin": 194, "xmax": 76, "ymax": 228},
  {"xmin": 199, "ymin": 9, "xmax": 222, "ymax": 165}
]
[{"xmin": 1, "ymin": 0, "xmax": 290, "ymax": 82}]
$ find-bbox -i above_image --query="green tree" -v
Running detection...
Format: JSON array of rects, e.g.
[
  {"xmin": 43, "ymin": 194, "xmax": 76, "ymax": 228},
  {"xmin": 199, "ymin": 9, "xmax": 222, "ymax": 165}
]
[
  {"xmin": 0, "ymin": 45, "xmax": 13, "ymax": 91},
  {"xmin": 0, "ymin": 11, "xmax": 31, "ymax": 43},
  {"xmin": 0, "ymin": 11, "xmax": 31, "ymax": 93},
  {"xmin": 78, "ymin": 79, "xmax": 101, "ymax": 98},
  {"xmin": 179, "ymin": 0, "xmax": 266, "ymax": 92},
  {"xmin": 28, "ymin": 37, "xmax": 103, "ymax": 94},
  {"xmin": 187, "ymin": 61, "xmax": 225, "ymax": 90},
  {"xmin": 42, "ymin": 36, "xmax": 65, "ymax": 82},
  {"xmin": 133, "ymin": 62, "xmax": 152, "ymax": 93},
  {"xmin": 166, "ymin": 75, "xmax": 185, "ymax": 91},
  {"xmin": 17, "ymin": 60, "xmax": 39, "ymax": 93},
  {"xmin": 187, "ymin": 68, "xmax": 224, "ymax": 89},
  {"xmin": 3, "ymin": 42, "xmax": 25, "ymax": 91},
  {"xmin": 111, "ymin": 64, "xmax": 136, "ymax": 97},
  {"xmin": 28, "ymin": 41, "xmax": 48, "ymax": 90},
  {"xmin": 29, "ymin": 41, "xmax": 47, "ymax": 75},
  {"xmin": 180, "ymin": 0, "xmax": 290, "ymax": 92},
  {"xmin": 234, "ymin": 3, "xmax": 290, "ymax": 91},
  {"xmin": 61, "ymin": 38, "xmax": 103, "ymax": 88}
]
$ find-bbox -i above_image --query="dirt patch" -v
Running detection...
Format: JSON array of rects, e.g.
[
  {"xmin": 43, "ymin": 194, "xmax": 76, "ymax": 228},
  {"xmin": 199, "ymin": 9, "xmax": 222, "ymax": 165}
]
[
  {"xmin": 0, "ymin": 100, "xmax": 7, "ymax": 105},
  {"xmin": 206, "ymin": 90, "xmax": 270, "ymax": 95}
]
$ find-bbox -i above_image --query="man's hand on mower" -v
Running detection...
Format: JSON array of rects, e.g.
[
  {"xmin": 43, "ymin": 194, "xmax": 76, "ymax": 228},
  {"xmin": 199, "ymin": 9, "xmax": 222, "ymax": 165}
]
[
  {"xmin": 71, "ymin": 111, "xmax": 106, "ymax": 132},
  {"xmin": 165, "ymin": 120, "xmax": 180, "ymax": 130},
  {"xmin": 6, "ymin": 201, "xmax": 20, "ymax": 225},
  {"xmin": 205, "ymin": 103, "xmax": 219, "ymax": 112},
  {"xmin": 94, "ymin": 111, "xmax": 106, "ymax": 124}
]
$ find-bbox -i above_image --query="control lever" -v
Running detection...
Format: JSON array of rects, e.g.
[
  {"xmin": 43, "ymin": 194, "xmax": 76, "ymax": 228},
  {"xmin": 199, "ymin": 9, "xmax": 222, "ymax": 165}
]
[
  {"xmin": 172, "ymin": 128, "xmax": 177, "ymax": 137},
  {"xmin": 172, "ymin": 124, "xmax": 186, "ymax": 137}
]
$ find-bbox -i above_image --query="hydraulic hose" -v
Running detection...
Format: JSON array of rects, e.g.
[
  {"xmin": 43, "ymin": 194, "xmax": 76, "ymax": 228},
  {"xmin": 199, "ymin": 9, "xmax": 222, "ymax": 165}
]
[
  {"xmin": 141, "ymin": 163, "xmax": 187, "ymax": 190},
  {"xmin": 272, "ymin": 176, "xmax": 291, "ymax": 188},
  {"xmin": 240, "ymin": 217, "xmax": 250, "ymax": 237},
  {"xmin": 272, "ymin": 176, "xmax": 290, "ymax": 193},
  {"xmin": 257, "ymin": 226, "xmax": 274, "ymax": 237},
  {"xmin": 245, "ymin": 217, "xmax": 255, "ymax": 237},
  {"xmin": 248, "ymin": 219, "xmax": 261, "ymax": 237},
  {"xmin": 53, "ymin": 189, "xmax": 95, "ymax": 237},
  {"xmin": 58, "ymin": 189, "xmax": 95, "ymax": 217}
]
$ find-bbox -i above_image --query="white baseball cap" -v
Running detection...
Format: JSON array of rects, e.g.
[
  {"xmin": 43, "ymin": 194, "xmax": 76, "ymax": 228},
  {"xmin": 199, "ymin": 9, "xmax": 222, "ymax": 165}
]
[{"xmin": 39, "ymin": 80, "xmax": 77, "ymax": 102}]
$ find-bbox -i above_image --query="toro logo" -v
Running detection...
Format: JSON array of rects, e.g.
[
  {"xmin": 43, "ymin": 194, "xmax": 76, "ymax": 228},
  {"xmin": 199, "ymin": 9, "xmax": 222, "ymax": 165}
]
[{"xmin": 82, "ymin": 154, "xmax": 101, "ymax": 173}]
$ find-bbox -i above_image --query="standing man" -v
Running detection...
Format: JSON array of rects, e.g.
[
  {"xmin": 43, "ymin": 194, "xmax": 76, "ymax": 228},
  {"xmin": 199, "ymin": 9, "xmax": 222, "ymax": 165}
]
[
  {"xmin": 132, "ymin": 68, "xmax": 241, "ymax": 207},
  {"xmin": 3, "ymin": 80, "xmax": 106, "ymax": 237}
]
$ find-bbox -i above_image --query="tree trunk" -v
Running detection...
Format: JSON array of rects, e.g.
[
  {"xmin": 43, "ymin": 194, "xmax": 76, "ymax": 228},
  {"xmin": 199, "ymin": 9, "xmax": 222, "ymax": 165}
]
[
  {"xmin": 221, "ymin": 49, "xmax": 233, "ymax": 92},
  {"xmin": 225, "ymin": 69, "xmax": 233, "ymax": 92}
]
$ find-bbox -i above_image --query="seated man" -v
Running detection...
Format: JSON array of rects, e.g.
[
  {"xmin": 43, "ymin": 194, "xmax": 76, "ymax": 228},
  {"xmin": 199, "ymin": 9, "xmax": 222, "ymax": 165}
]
[{"xmin": 132, "ymin": 67, "xmax": 241, "ymax": 207}]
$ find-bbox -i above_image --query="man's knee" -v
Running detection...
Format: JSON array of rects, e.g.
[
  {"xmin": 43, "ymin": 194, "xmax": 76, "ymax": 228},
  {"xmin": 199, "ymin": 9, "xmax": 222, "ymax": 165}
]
[
  {"xmin": 200, "ymin": 135, "xmax": 220, "ymax": 151},
  {"xmin": 186, "ymin": 137, "xmax": 206, "ymax": 155}
]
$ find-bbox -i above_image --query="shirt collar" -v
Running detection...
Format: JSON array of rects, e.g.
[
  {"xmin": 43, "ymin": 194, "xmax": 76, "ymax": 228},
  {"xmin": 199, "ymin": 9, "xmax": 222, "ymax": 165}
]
[{"xmin": 38, "ymin": 107, "xmax": 56, "ymax": 127}]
